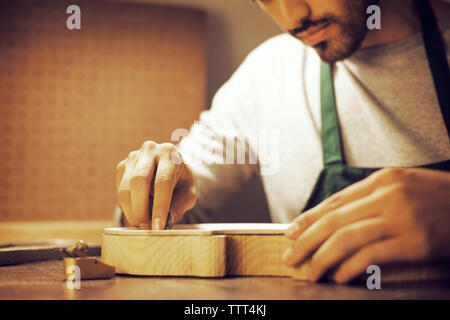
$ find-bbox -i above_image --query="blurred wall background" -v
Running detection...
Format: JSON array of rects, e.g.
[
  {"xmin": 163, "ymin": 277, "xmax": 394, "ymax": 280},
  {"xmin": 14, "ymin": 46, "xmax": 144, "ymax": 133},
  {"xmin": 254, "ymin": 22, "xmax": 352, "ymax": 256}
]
[
  {"xmin": 0, "ymin": 0, "xmax": 207, "ymax": 222},
  {"xmin": 0, "ymin": 0, "xmax": 281, "ymax": 224},
  {"xmin": 125, "ymin": 0, "xmax": 282, "ymax": 105}
]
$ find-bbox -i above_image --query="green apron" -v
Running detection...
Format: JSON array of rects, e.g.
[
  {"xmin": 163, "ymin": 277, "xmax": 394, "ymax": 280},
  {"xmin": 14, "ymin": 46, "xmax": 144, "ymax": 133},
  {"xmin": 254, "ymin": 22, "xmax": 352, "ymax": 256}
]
[{"xmin": 302, "ymin": 0, "xmax": 450, "ymax": 212}]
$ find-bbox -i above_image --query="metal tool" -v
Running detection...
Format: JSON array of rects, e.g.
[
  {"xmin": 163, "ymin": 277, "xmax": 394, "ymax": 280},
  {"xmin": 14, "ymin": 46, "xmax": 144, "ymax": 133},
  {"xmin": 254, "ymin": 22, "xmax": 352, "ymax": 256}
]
[
  {"xmin": 63, "ymin": 240, "xmax": 115, "ymax": 280},
  {"xmin": 60, "ymin": 240, "xmax": 89, "ymax": 258},
  {"xmin": 0, "ymin": 239, "xmax": 101, "ymax": 266}
]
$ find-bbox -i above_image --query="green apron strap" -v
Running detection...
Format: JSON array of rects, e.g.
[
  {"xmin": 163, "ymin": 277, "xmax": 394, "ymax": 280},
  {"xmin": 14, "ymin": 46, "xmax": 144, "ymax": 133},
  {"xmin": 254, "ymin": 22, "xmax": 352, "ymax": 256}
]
[
  {"xmin": 321, "ymin": 61, "xmax": 344, "ymax": 166},
  {"xmin": 416, "ymin": 0, "xmax": 450, "ymax": 138}
]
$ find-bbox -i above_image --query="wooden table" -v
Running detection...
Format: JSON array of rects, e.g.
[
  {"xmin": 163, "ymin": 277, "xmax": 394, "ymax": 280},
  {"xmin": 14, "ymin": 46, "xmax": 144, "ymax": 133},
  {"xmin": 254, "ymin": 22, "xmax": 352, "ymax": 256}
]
[{"xmin": 1, "ymin": 260, "xmax": 449, "ymax": 300}]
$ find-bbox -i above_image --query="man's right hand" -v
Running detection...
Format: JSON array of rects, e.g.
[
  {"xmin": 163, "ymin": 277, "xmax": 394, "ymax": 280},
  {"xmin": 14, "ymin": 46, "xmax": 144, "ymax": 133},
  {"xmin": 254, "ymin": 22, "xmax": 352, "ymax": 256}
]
[{"xmin": 116, "ymin": 141, "xmax": 197, "ymax": 230}]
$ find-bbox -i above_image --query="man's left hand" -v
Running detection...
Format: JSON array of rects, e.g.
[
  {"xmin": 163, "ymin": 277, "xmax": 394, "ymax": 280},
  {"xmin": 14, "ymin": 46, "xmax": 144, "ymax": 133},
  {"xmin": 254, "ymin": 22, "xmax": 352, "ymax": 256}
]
[{"xmin": 283, "ymin": 167, "xmax": 450, "ymax": 283}]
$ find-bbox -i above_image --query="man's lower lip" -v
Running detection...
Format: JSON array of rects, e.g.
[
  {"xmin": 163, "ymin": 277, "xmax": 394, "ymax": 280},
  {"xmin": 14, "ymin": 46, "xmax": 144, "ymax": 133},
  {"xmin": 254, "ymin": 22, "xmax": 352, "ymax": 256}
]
[{"xmin": 298, "ymin": 24, "xmax": 331, "ymax": 46}]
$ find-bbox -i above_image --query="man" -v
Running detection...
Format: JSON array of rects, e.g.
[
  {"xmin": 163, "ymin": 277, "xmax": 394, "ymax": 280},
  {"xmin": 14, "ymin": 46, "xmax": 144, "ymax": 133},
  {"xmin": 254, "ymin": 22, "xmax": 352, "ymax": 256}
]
[{"xmin": 116, "ymin": 0, "xmax": 450, "ymax": 283}]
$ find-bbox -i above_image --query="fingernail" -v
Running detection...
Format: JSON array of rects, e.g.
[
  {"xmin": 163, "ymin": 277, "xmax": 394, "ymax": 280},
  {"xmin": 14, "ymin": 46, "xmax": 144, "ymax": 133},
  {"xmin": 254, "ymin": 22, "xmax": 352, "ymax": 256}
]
[
  {"xmin": 282, "ymin": 247, "xmax": 293, "ymax": 265},
  {"xmin": 285, "ymin": 223, "xmax": 299, "ymax": 238},
  {"xmin": 139, "ymin": 222, "xmax": 150, "ymax": 230},
  {"xmin": 152, "ymin": 218, "xmax": 161, "ymax": 230}
]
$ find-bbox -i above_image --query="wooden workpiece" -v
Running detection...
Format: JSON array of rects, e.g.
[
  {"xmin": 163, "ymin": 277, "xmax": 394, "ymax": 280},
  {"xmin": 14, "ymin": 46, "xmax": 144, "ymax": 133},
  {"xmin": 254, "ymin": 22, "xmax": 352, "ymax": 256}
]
[
  {"xmin": 102, "ymin": 224, "xmax": 450, "ymax": 281},
  {"xmin": 102, "ymin": 224, "xmax": 298, "ymax": 278}
]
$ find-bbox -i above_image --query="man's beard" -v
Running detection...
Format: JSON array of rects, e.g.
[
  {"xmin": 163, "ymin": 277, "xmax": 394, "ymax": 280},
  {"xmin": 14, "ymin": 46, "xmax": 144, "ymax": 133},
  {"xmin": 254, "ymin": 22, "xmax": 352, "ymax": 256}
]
[{"xmin": 295, "ymin": 0, "xmax": 378, "ymax": 63}]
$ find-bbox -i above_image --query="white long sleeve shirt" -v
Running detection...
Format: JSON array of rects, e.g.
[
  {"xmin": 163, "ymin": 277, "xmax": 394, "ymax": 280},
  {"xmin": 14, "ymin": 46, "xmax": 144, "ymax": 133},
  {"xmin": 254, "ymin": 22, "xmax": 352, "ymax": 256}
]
[{"xmin": 178, "ymin": 17, "xmax": 450, "ymax": 224}]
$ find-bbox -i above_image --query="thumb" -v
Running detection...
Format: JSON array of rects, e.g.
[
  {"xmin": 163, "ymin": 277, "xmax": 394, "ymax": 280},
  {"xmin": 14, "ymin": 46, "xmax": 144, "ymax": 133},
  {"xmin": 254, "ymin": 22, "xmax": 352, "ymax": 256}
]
[{"xmin": 169, "ymin": 185, "xmax": 197, "ymax": 222}]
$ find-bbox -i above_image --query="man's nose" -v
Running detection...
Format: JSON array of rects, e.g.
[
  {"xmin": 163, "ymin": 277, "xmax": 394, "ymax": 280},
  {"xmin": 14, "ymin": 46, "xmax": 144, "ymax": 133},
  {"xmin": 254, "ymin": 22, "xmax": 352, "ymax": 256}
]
[{"xmin": 277, "ymin": 0, "xmax": 310, "ymax": 31}]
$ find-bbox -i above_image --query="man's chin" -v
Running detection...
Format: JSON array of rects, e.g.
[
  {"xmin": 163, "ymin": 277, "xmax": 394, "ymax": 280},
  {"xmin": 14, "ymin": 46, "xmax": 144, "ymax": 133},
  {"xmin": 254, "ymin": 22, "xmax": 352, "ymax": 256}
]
[
  {"xmin": 309, "ymin": 23, "xmax": 367, "ymax": 63},
  {"xmin": 313, "ymin": 41, "xmax": 357, "ymax": 63}
]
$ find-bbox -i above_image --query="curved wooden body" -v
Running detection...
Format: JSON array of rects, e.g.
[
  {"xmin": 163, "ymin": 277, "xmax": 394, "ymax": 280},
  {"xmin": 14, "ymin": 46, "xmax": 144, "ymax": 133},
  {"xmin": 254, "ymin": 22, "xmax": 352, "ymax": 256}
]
[{"xmin": 102, "ymin": 224, "xmax": 450, "ymax": 282}]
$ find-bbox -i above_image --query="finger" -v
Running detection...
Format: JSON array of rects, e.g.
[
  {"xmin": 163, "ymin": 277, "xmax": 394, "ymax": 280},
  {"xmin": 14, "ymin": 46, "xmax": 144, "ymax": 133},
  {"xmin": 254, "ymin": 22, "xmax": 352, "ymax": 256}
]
[
  {"xmin": 286, "ymin": 172, "xmax": 384, "ymax": 240},
  {"xmin": 117, "ymin": 152, "xmax": 138, "ymax": 225},
  {"xmin": 169, "ymin": 162, "xmax": 196, "ymax": 221},
  {"xmin": 283, "ymin": 191, "xmax": 384, "ymax": 268},
  {"xmin": 139, "ymin": 222, "xmax": 151, "ymax": 230},
  {"xmin": 116, "ymin": 159, "xmax": 126, "ymax": 192},
  {"xmin": 332, "ymin": 237, "xmax": 410, "ymax": 284},
  {"xmin": 129, "ymin": 153, "xmax": 157, "ymax": 224},
  {"xmin": 285, "ymin": 167, "xmax": 408, "ymax": 240},
  {"xmin": 152, "ymin": 156, "xmax": 180, "ymax": 230},
  {"xmin": 169, "ymin": 181, "xmax": 197, "ymax": 222},
  {"xmin": 306, "ymin": 217, "xmax": 391, "ymax": 282}
]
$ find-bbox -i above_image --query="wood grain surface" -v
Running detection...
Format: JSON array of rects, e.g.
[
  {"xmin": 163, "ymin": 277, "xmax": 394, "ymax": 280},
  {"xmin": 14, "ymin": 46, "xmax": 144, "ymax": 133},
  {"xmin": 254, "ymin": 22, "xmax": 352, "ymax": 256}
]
[
  {"xmin": 103, "ymin": 233, "xmax": 227, "ymax": 277},
  {"xmin": 104, "ymin": 223, "xmax": 288, "ymax": 236},
  {"xmin": 102, "ymin": 225, "xmax": 450, "ymax": 282},
  {"xmin": 102, "ymin": 225, "xmax": 293, "ymax": 278},
  {"xmin": 224, "ymin": 235, "xmax": 293, "ymax": 276}
]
